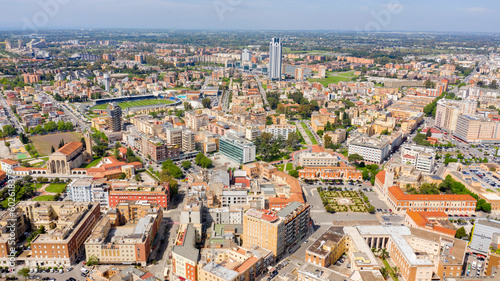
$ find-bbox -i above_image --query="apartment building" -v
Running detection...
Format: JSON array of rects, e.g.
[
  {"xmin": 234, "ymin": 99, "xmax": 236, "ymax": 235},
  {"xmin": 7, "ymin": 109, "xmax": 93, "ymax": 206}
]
[
  {"xmin": 68, "ymin": 179, "xmax": 109, "ymax": 209},
  {"xmin": 401, "ymin": 145, "xmax": 436, "ymax": 173},
  {"xmin": 131, "ymin": 115, "xmax": 164, "ymax": 136},
  {"xmin": 141, "ymin": 135, "xmax": 180, "ymax": 162},
  {"xmin": 298, "ymin": 152, "xmax": 337, "ymax": 167},
  {"xmin": 219, "ymin": 136, "xmax": 256, "ymax": 164},
  {"xmin": 172, "ymin": 224, "xmax": 200, "ymax": 281},
  {"xmin": 185, "ymin": 110, "xmax": 209, "ymax": 131},
  {"xmin": 182, "ymin": 129, "xmax": 196, "ymax": 152},
  {"xmin": 305, "ymin": 227, "xmax": 349, "ymax": 268},
  {"xmin": 165, "ymin": 127, "xmax": 183, "ymax": 146},
  {"xmin": 109, "ymin": 182, "xmax": 170, "ymax": 208},
  {"xmin": 197, "ymin": 246, "xmax": 273, "ymax": 281},
  {"xmin": 387, "ymin": 186, "xmax": 476, "ymax": 215},
  {"xmin": 454, "ymin": 115, "xmax": 500, "ymax": 144},
  {"xmin": 242, "ymin": 209, "xmax": 285, "ymax": 257},
  {"xmin": 20, "ymin": 202, "xmax": 101, "ymax": 268},
  {"xmin": 84, "ymin": 203, "xmax": 162, "ymax": 266},
  {"xmin": 435, "ymin": 99, "xmax": 477, "ymax": 132},
  {"xmin": 324, "ymin": 129, "xmax": 347, "ymax": 144},
  {"xmin": 264, "ymin": 124, "xmax": 296, "ymax": 140},
  {"xmin": 276, "ymin": 202, "xmax": 311, "ymax": 248},
  {"xmin": 348, "ymin": 136, "xmax": 391, "ymax": 164}
]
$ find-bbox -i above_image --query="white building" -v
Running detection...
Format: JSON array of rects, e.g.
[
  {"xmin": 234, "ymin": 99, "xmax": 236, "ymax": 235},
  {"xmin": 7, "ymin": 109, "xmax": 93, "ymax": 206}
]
[
  {"xmin": 299, "ymin": 152, "xmax": 337, "ymax": 167},
  {"xmin": 401, "ymin": 145, "xmax": 435, "ymax": 173},
  {"xmin": 242, "ymin": 49, "xmax": 251, "ymax": 62},
  {"xmin": 265, "ymin": 124, "xmax": 296, "ymax": 140},
  {"xmin": 348, "ymin": 137, "xmax": 390, "ymax": 164},
  {"xmin": 68, "ymin": 179, "xmax": 109, "ymax": 210},
  {"xmin": 219, "ymin": 136, "xmax": 256, "ymax": 164},
  {"xmin": 269, "ymin": 38, "xmax": 282, "ymax": 80}
]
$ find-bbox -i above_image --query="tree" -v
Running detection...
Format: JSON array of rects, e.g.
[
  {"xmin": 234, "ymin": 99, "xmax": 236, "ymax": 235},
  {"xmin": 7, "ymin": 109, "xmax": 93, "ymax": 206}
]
[
  {"xmin": 266, "ymin": 116, "xmax": 273, "ymax": 125},
  {"xmin": 51, "ymin": 146, "xmax": 55, "ymax": 153},
  {"xmin": 286, "ymin": 133, "xmax": 300, "ymax": 149},
  {"xmin": 324, "ymin": 134, "xmax": 333, "ymax": 149},
  {"xmin": 181, "ymin": 161, "xmax": 192, "ymax": 170},
  {"xmin": 379, "ymin": 268, "xmax": 389, "ymax": 279},
  {"xmin": 455, "ymin": 227, "xmax": 467, "ymax": 239},
  {"xmin": 162, "ymin": 160, "xmax": 184, "ymax": 179},
  {"xmin": 367, "ymin": 206, "xmax": 376, "ymax": 214},
  {"xmin": 118, "ymin": 173, "xmax": 127, "ymax": 180},
  {"xmin": 86, "ymin": 255, "xmax": 99, "ymax": 266},
  {"xmin": 348, "ymin": 153, "xmax": 364, "ymax": 163},
  {"xmin": 184, "ymin": 102, "xmax": 193, "ymax": 111},
  {"xmin": 289, "ymin": 170, "xmax": 299, "ymax": 178},
  {"xmin": 202, "ymin": 98, "xmax": 212, "ymax": 109},
  {"xmin": 18, "ymin": 268, "xmax": 30, "ymax": 278},
  {"xmin": 135, "ymin": 174, "xmax": 142, "ymax": 182}
]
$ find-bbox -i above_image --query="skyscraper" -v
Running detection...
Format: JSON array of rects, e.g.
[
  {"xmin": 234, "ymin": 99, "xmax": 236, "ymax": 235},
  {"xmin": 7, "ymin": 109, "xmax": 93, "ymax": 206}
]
[
  {"xmin": 269, "ymin": 38, "xmax": 282, "ymax": 80},
  {"xmin": 242, "ymin": 49, "xmax": 251, "ymax": 62},
  {"xmin": 107, "ymin": 102, "xmax": 122, "ymax": 132},
  {"xmin": 103, "ymin": 73, "xmax": 110, "ymax": 92}
]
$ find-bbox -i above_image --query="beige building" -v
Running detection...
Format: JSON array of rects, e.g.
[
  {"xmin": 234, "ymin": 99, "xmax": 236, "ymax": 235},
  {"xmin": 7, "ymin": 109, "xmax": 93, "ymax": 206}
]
[
  {"xmin": 455, "ymin": 115, "xmax": 500, "ymax": 144},
  {"xmin": 242, "ymin": 209, "xmax": 284, "ymax": 257},
  {"xmin": 182, "ymin": 129, "xmax": 196, "ymax": 152},
  {"xmin": 435, "ymin": 99, "xmax": 477, "ymax": 132},
  {"xmin": 185, "ymin": 110, "xmax": 209, "ymax": 131},
  {"xmin": 299, "ymin": 152, "xmax": 337, "ymax": 167}
]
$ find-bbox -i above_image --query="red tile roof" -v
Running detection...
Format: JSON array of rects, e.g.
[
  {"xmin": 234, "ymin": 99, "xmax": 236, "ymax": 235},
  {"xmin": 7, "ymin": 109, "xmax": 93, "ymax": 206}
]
[
  {"xmin": 389, "ymin": 186, "xmax": 476, "ymax": 201},
  {"xmin": 375, "ymin": 171, "xmax": 386, "ymax": 184},
  {"xmin": 57, "ymin": 141, "xmax": 83, "ymax": 156},
  {"xmin": 0, "ymin": 159, "xmax": 19, "ymax": 165}
]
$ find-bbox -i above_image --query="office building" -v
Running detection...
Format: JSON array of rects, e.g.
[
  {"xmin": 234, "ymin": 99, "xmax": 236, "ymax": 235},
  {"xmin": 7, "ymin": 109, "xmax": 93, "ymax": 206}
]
[
  {"xmin": 182, "ymin": 129, "xmax": 196, "ymax": 152},
  {"xmin": 103, "ymin": 73, "xmax": 110, "ymax": 92},
  {"xmin": 20, "ymin": 202, "xmax": 101, "ymax": 268},
  {"xmin": 269, "ymin": 38, "xmax": 282, "ymax": 80},
  {"xmin": 454, "ymin": 115, "xmax": 500, "ymax": 144},
  {"xmin": 219, "ymin": 136, "xmax": 256, "ymax": 164},
  {"xmin": 348, "ymin": 136, "xmax": 391, "ymax": 164},
  {"xmin": 387, "ymin": 186, "xmax": 476, "ymax": 215},
  {"xmin": 401, "ymin": 145, "xmax": 435, "ymax": 173},
  {"xmin": 298, "ymin": 152, "xmax": 337, "ymax": 167},
  {"xmin": 264, "ymin": 124, "xmax": 296, "ymax": 140},
  {"xmin": 107, "ymin": 102, "xmax": 122, "ymax": 132}
]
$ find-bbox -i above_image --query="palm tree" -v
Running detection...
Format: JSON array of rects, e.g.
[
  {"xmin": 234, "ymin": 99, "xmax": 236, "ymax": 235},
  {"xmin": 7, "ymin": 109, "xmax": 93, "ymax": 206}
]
[
  {"xmin": 380, "ymin": 248, "xmax": 389, "ymax": 260},
  {"xmin": 393, "ymin": 266, "xmax": 400, "ymax": 278},
  {"xmin": 379, "ymin": 268, "xmax": 389, "ymax": 279}
]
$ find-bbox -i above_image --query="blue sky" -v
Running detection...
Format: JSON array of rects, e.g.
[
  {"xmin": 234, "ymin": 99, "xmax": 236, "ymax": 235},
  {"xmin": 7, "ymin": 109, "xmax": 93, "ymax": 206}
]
[{"xmin": 1, "ymin": 0, "xmax": 499, "ymax": 32}]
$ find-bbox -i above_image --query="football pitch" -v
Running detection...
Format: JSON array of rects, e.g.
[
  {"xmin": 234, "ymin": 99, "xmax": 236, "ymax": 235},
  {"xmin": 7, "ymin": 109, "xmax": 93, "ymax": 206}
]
[{"xmin": 91, "ymin": 99, "xmax": 174, "ymax": 110}]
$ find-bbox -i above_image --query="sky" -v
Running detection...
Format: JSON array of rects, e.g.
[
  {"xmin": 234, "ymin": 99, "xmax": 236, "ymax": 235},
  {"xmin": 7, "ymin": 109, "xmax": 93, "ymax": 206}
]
[{"xmin": 0, "ymin": 0, "xmax": 499, "ymax": 33}]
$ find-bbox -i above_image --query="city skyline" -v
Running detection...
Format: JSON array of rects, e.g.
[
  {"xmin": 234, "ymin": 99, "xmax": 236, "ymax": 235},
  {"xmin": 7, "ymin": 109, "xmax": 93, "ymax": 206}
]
[{"xmin": 0, "ymin": 0, "xmax": 499, "ymax": 33}]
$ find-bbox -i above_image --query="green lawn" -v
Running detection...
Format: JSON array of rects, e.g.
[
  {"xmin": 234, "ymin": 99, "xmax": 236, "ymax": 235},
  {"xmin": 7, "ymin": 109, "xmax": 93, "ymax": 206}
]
[
  {"xmin": 286, "ymin": 163, "xmax": 294, "ymax": 171},
  {"xmin": 300, "ymin": 123, "xmax": 318, "ymax": 145},
  {"xmin": 45, "ymin": 183, "xmax": 67, "ymax": 194},
  {"xmin": 32, "ymin": 195, "xmax": 55, "ymax": 201},
  {"xmin": 30, "ymin": 183, "xmax": 43, "ymax": 190},
  {"xmin": 277, "ymin": 164, "xmax": 285, "ymax": 172},
  {"xmin": 91, "ymin": 99, "xmax": 174, "ymax": 110},
  {"xmin": 308, "ymin": 71, "xmax": 359, "ymax": 87},
  {"xmin": 81, "ymin": 157, "xmax": 102, "ymax": 168}
]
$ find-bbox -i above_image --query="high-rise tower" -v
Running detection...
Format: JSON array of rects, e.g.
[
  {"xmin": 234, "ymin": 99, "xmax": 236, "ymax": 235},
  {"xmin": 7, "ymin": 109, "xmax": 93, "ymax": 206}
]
[
  {"xmin": 107, "ymin": 102, "xmax": 122, "ymax": 132},
  {"xmin": 269, "ymin": 38, "xmax": 283, "ymax": 80}
]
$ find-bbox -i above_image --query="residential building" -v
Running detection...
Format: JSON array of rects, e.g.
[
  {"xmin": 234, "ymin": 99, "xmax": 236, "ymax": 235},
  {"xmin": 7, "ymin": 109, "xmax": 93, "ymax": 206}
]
[
  {"xmin": 141, "ymin": 135, "xmax": 180, "ymax": 162},
  {"xmin": 108, "ymin": 182, "xmax": 170, "ymax": 208},
  {"xmin": 435, "ymin": 99, "xmax": 477, "ymax": 132},
  {"xmin": 387, "ymin": 186, "xmax": 476, "ymax": 215},
  {"xmin": 324, "ymin": 129, "xmax": 347, "ymax": 144},
  {"xmin": 84, "ymin": 202, "xmax": 162, "ymax": 266},
  {"xmin": 264, "ymin": 124, "xmax": 296, "ymax": 140},
  {"xmin": 0, "ymin": 159, "xmax": 20, "ymax": 174},
  {"xmin": 276, "ymin": 202, "xmax": 311, "ymax": 248},
  {"xmin": 401, "ymin": 145, "xmax": 435, "ymax": 173},
  {"xmin": 182, "ymin": 130, "xmax": 196, "ymax": 152},
  {"xmin": 107, "ymin": 102, "xmax": 122, "ymax": 132},
  {"xmin": 165, "ymin": 127, "xmax": 183, "ymax": 146},
  {"xmin": 172, "ymin": 224, "xmax": 200, "ymax": 281},
  {"xmin": 269, "ymin": 38, "xmax": 282, "ymax": 80},
  {"xmin": 348, "ymin": 137, "xmax": 391, "ymax": 164},
  {"xmin": 219, "ymin": 136, "xmax": 256, "ymax": 164},
  {"xmin": 242, "ymin": 209, "xmax": 284, "ymax": 257},
  {"xmin": 241, "ymin": 49, "xmax": 251, "ymax": 62},
  {"xmin": 185, "ymin": 110, "xmax": 209, "ymax": 131}
]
